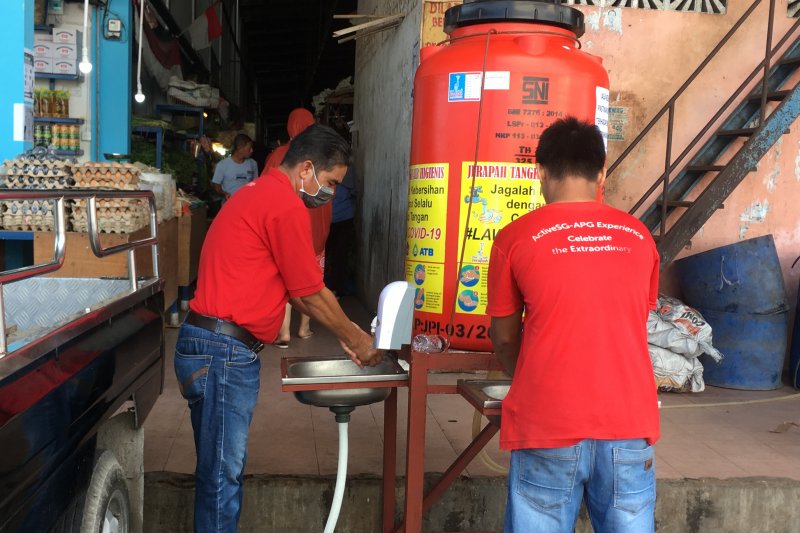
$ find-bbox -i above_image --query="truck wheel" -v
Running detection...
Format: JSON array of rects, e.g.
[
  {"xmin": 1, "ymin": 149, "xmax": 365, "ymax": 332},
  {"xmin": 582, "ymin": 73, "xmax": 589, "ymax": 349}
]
[{"xmin": 80, "ymin": 451, "xmax": 131, "ymax": 533}]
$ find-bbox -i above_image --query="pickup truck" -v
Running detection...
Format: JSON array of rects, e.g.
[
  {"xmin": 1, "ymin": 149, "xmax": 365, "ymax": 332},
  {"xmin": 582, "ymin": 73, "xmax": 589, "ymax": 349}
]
[{"xmin": 0, "ymin": 190, "xmax": 164, "ymax": 533}]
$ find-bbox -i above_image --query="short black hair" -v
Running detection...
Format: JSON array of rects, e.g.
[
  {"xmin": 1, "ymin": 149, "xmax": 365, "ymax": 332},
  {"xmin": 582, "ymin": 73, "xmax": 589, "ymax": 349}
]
[
  {"xmin": 535, "ymin": 117, "xmax": 606, "ymax": 181},
  {"xmin": 282, "ymin": 124, "xmax": 352, "ymax": 171},
  {"xmin": 231, "ymin": 133, "xmax": 253, "ymax": 152}
]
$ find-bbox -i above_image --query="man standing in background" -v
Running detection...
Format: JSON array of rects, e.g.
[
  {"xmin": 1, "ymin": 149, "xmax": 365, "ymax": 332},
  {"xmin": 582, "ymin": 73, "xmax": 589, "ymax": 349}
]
[{"xmin": 211, "ymin": 133, "xmax": 258, "ymax": 199}]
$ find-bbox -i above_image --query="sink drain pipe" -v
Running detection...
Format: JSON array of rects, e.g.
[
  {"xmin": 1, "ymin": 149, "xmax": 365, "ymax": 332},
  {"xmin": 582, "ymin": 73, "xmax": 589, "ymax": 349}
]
[{"xmin": 324, "ymin": 406, "xmax": 356, "ymax": 533}]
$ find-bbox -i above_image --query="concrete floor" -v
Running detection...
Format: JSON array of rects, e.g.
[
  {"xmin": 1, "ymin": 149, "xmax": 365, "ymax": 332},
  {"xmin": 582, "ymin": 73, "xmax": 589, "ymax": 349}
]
[{"xmin": 144, "ymin": 297, "xmax": 800, "ymax": 482}]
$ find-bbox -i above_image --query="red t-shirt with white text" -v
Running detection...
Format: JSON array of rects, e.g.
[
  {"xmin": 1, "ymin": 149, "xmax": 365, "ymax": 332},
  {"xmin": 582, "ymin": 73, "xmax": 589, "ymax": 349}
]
[
  {"xmin": 487, "ymin": 201, "xmax": 660, "ymax": 450},
  {"xmin": 191, "ymin": 167, "xmax": 324, "ymax": 342}
]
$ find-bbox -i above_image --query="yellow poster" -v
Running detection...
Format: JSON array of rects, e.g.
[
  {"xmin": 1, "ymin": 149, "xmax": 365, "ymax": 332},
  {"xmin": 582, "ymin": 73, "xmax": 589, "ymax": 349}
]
[
  {"xmin": 406, "ymin": 163, "xmax": 448, "ymax": 263},
  {"xmin": 406, "ymin": 261, "xmax": 445, "ymax": 314},
  {"xmin": 421, "ymin": 1, "xmax": 462, "ymax": 48},
  {"xmin": 456, "ymin": 161, "xmax": 545, "ymax": 314}
]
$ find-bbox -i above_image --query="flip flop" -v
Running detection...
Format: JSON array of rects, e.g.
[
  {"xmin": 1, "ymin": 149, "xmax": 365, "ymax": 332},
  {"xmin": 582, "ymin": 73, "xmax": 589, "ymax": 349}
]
[
  {"xmin": 297, "ymin": 331, "xmax": 314, "ymax": 339},
  {"xmin": 272, "ymin": 340, "xmax": 289, "ymax": 349}
]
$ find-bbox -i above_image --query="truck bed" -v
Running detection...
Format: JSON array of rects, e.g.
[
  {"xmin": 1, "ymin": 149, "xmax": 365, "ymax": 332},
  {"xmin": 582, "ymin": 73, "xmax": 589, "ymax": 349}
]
[{"xmin": 0, "ymin": 277, "xmax": 164, "ymax": 532}]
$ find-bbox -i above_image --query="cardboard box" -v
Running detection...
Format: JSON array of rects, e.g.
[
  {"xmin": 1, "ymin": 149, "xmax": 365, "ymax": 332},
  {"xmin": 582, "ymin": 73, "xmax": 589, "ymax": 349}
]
[
  {"xmin": 52, "ymin": 28, "xmax": 81, "ymax": 45},
  {"xmin": 33, "ymin": 217, "xmax": 180, "ymax": 311},
  {"xmin": 33, "ymin": 42, "xmax": 56, "ymax": 58},
  {"xmin": 177, "ymin": 205, "xmax": 208, "ymax": 286},
  {"xmin": 53, "ymin": 59, "xmax": 77, "ymax": 75},
  {"xmin": 53, "ymin": 43, "xmax": 77, "ymax": 60},
  {"xmin": 34, "ymin": 57, "xmax": 53, "ymax": 74}
]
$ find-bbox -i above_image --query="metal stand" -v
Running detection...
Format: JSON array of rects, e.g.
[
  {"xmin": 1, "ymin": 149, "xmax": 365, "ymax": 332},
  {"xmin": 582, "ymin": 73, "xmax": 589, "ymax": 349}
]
[{"xmin": 383, "ymin": 348, "xmax": 504, "ymax": 533}]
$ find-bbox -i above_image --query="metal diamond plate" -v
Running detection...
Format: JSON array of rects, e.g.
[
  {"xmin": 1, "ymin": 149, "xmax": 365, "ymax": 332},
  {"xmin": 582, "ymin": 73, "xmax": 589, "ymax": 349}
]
[{"xmin": 4, "ymin": 277, "xmax": 131, "ymax": 332}]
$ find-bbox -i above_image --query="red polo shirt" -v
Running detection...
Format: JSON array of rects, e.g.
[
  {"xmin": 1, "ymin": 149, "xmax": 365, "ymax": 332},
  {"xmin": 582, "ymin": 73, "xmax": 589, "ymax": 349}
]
[
  {"xmin": 190, "ymin": 167, "xmax": 325, "ymax": 342},
  {"xmin": 487, "ymin": 201, "xmax": 660, "ymax": 450}
]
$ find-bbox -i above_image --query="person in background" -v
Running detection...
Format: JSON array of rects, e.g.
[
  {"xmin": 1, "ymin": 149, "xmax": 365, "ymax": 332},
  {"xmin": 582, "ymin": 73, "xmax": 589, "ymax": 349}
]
[
  {"xmin": 324, "ymin": 165, "xmax": 357, "ymax": 296},
  {"xmin": 263, "ymin": 108, "xmax": 332, "ymax": 347},
  {"xmin": 175, "ymin": 124, "xmax": 381, "ymax": 532},
  {"xmin": 487, "ymin": 117, "xmax": 660, "ymax": 533},
  {"xmin": 211, "ymin": 133, "xmax": 257, "ymax": 200}
]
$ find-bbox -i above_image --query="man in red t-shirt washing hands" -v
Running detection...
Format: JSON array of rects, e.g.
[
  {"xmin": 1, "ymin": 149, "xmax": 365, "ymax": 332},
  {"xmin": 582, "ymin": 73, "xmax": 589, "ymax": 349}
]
[
  {"xmin": 175, "ymin": 125, "xmax": 381, "ymax": 532},
  {"xmin": 487, "ymin": 117, "xmax": 660, "ymax": 533}
]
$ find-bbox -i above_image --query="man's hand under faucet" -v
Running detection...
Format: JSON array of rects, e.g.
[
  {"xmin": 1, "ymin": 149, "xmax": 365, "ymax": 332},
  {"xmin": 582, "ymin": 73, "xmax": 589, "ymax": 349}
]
[
  {"xmin": 339, "ymin": 322, "xmax": 383, "ymax": 368},
  {"xmin": 290, "ymin": 289, "xmax": 383, "ymax": 367}
]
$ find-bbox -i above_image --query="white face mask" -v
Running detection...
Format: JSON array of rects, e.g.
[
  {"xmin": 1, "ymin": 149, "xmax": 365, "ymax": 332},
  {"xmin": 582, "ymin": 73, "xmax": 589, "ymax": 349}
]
[{"xmin": 299, "ymin": 163, "xmax": 334, "ymax": 208}]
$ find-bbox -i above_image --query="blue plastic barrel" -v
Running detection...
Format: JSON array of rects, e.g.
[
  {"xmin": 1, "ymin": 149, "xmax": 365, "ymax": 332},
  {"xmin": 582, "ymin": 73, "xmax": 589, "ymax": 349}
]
[
  {"xmin": 675, "ymin": 235, "xmax": 787, "ymax": 314},
  {"xmin": 698, "ymin": 307, "xmax": 788, "ymax": 390}
]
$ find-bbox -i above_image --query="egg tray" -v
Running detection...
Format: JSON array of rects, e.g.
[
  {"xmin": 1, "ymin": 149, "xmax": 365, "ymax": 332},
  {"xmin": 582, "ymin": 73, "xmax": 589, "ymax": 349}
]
[
  {"xmin": 72, "ymin": 180, "xmax": 139, "ymax": 190},
  {"xmin": 1, "ymin": 200, "xmax": 62, "ymax": 216},
  {"xmin": 1, "ymin": 213, "xmax": 57, "ymax": 232},
  {"xmin": 72, "ymin": 198, "xmax": 147, "ymax": 210},
  {"xmin": 3, "ymin": 156, "xmax": 74, "ymax": 177},
  {"xmin": 3, "ymin": 175, "xmax": 75, "ymax": 189},
  {"xmin": 70, "ymin": 215, "xmax": 148, "ymax": 234},
  {"xmin": 72, "ymin": 163, "xmax": 140, "ymax": 187}
]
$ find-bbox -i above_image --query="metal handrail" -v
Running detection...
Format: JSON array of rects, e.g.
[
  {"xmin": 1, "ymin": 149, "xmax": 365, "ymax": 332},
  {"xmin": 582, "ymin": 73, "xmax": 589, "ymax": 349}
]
[
  {"xmin": 0, "ymin": 189, "xmax": 159, "ymax": 356},
  {"xmin": 608, "ymin": 0, "xmax": 796, "ymax": 239},
  {"xmin": 608, "ymin": 0, "xmax": 763, "ymax": 177},
  {"xmin": 628, "ymin": 14, "xmax": 800, "ymax": 219}
]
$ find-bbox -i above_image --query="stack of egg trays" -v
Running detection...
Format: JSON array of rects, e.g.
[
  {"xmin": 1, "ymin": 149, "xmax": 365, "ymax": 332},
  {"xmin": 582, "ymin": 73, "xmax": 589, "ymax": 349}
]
[
  {"xmin": 71, "ymin": 162, "xmax": 147, "ymax": 233},
  {"xmin": 1, "ymin": 154, "xmax": 76, "ymax": 231}
]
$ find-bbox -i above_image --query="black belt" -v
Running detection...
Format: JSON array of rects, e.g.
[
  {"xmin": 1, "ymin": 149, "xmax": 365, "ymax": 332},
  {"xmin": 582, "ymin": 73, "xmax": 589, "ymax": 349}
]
[{"xmin": 184, "ymin": 311, "xmax": 265, "ymax": 353}]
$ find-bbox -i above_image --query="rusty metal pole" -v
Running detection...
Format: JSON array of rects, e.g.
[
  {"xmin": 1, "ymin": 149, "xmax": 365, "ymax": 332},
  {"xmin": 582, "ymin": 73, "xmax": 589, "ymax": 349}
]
[
  {"xmin": 420, "ymin": 422, "xmax": 500, "ymax": 515},
  {"xmin": 761, "ymin": 0, "xmax": 776, "ymax": 125},
  {"xmin": 382, "ymin": 387, "xmax": 398, "ymax": 533},
  {"xmin": 400, "ymin": 351, "xmax": 430, "ymax": 533},
  {"xmin": 660, "ymin": 105, "xmax": 675, "ymax": 239}
]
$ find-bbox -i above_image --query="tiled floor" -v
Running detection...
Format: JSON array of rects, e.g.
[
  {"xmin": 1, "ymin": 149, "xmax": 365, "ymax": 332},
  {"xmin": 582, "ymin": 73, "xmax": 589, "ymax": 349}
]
[{"xmin": 144, "ymin": 298, "xmax": 800, "ymax": 481}]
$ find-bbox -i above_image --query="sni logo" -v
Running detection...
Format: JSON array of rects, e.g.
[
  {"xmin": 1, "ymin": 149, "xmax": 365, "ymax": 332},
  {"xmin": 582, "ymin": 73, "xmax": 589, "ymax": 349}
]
[{"xmin": 522, "ymin": 76, "xmax": 549, "ymax": 105}]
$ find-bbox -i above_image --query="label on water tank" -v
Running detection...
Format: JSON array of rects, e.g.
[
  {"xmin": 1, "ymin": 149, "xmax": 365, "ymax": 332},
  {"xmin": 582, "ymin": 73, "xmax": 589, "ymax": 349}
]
[
  {"xmin": 456, "ymin": 161, "xmax": 546, "ymax": 315},
  {"xmin": 448, "ymin": 72, "xmax": 483, "ymax": 102},
  {"xmin": 406, "ymin": 163, "xmax": 450, "ymax": 314},
  {"xmin": 595, "ymin": 87, "xmax": 610, "ymax": 150},
  {"xmin": 483, "ymin": 71, "xmax": 510, "ymax": 91}
]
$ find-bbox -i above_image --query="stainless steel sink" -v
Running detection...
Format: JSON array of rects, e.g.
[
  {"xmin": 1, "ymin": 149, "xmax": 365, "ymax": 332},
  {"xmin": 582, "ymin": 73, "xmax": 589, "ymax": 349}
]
[
  {"xmin": 457, "ymin": 379, "xmax": 512, "ymax": 411},
  {"xmin": 282, "ymin": 355, "xmax": 408, "ymax": 408}
]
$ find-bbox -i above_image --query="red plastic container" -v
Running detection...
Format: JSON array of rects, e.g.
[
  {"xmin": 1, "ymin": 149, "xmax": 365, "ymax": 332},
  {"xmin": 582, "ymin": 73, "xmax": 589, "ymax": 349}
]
[{"xmin": 406, "ymin": 0, "xmax": 609, "ymax": 351}]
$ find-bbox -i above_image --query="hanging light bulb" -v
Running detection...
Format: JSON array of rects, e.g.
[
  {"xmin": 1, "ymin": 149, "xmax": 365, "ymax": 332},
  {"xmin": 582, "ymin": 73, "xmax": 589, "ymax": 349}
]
[
  {"xmin": 78, "ymin": 0, "xmax": 92, "ymax": 74},
  {"xmin": 135, "ymin": 0, "xmax": 146, "ymax": 103}
]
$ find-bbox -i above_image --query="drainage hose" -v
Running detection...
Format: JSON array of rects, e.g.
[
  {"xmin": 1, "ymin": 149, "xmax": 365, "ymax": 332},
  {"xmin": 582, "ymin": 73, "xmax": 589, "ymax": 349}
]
[{"xmin": 323, "ymin": 421, "xmax": 349, "ymax": 533}]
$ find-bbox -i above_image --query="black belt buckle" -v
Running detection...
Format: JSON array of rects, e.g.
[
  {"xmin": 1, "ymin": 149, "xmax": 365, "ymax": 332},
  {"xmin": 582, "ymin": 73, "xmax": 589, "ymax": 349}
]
[{"xmin": 251, "ymin": 341, "xmax": 265, "ymax": 354}]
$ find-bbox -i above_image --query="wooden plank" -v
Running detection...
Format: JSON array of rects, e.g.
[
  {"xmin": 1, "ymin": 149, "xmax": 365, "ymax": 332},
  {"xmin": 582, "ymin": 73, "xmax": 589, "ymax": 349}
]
[{"xmin": 332, "ymin": 14, "xmax": 405, "ymax": 38}]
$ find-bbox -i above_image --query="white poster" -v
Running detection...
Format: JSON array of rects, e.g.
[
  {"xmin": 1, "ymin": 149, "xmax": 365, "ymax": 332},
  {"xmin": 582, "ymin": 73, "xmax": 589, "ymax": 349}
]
[{"xmin": 13, "ymin": 103, "xmax": 34, "ymax": 143}]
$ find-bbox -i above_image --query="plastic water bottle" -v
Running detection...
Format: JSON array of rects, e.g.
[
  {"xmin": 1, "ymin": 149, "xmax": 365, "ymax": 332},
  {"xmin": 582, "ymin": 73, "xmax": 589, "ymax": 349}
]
[{"xmin": 412, "ymin": 334, "xmax": 447, "ymax": 353}]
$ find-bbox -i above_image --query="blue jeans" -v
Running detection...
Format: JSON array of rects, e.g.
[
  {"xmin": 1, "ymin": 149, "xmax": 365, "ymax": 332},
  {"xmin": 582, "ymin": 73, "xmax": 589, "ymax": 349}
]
[
  {"xmin": 174, "ymin": 323, "xmax": 261, "ymax": 533},
  {"xmin": 505, "ymin": 439, "xmax": 656, "ymax": 533}
]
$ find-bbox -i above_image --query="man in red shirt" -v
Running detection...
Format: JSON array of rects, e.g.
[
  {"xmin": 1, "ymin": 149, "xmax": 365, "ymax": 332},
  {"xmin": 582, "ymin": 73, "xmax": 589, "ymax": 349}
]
[
  {"xmin": 175, "ymin": 124, "xmax": 381, "ymax": 532},
  {"xmin": 487, "ymin": 117, "xmax": 660, "ymax": 533}
]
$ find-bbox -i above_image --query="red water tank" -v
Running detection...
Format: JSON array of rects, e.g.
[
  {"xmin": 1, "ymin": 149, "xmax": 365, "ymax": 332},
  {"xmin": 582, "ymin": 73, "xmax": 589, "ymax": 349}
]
[{"xmin": 406, "ymin": 0, "xmax": 609, "ymax": 351}]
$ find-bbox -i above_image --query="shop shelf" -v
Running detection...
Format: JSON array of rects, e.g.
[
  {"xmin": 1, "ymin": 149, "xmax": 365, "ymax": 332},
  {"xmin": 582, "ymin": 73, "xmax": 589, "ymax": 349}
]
[
  {"xmin": 33, "ymin": 116, "xmax": 85, "ymax": 124},
  {"xmin": 52, "ymin": 149, "xmax": 84, "ymax": 156},
  {"xmin": 35, "ymin": 72, "xmax": 83, "ymax": 82}
]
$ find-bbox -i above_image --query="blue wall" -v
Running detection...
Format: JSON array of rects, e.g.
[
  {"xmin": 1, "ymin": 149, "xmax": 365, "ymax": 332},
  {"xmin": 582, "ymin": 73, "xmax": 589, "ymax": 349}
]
[{"xmin": 0, "ymin": 1, "xmax": 34, "ymax": 159}]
